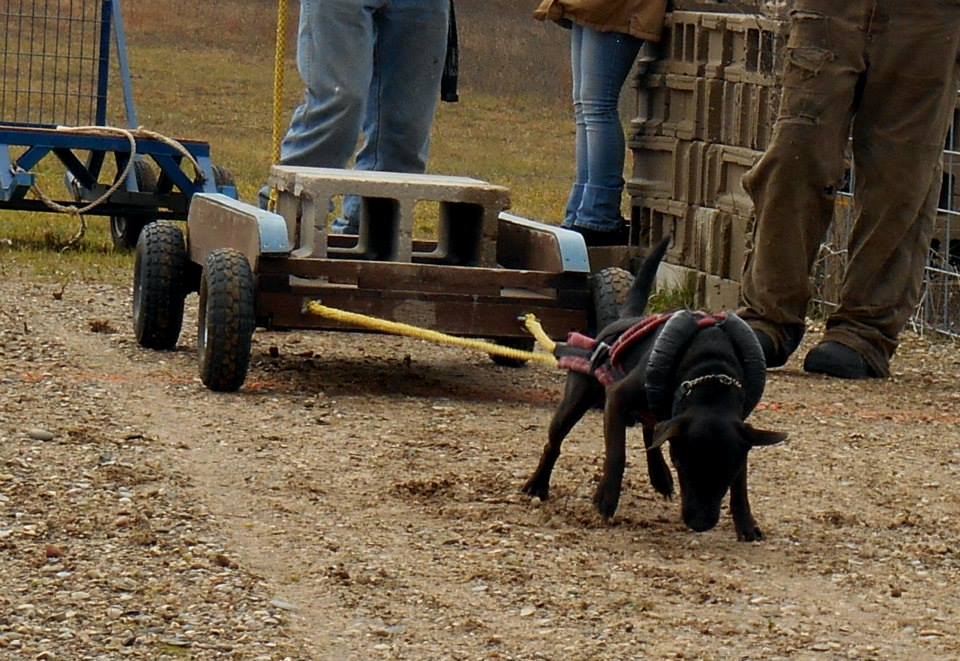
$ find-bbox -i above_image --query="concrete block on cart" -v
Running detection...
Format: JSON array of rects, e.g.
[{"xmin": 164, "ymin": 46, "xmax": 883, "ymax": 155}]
[
  {"xmin": 703, "ymin": 144, "xmax": 761, "ymax": 215},
  {"xmin": 268, "ymin": 166, "xmax": 510, "ymax": 266},
  {"xmin": 629, "ymin": 135, "xmax": 679, "ymax": 198}
]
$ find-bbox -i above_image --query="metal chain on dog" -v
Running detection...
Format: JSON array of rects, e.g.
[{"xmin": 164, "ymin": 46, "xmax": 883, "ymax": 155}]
[{"xmin": 676, "ymin": 373, "xmax": 743, "ymax": 403}]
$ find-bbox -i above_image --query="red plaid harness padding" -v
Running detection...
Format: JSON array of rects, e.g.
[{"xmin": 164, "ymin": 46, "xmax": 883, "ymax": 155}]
[{"xmin": 556, "ymin": 311, "xmax": 727, "ymax": 388}]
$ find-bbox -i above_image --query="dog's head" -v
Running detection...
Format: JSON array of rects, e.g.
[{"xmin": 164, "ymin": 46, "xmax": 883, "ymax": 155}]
[{"xmin": 651, "ymin": 411, "xmax": 786, "ymax": 532}]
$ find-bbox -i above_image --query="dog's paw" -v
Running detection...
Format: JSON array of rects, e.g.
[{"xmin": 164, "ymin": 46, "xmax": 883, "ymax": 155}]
[
  {"xmin": 592, "ymin": 483, "xmax": 620, "ymax": 519},
  {"xmin": 647, "ymin": 459, "xmax": 674, "ymax": 500},
  {"xmin": 735, "ymin": 520, "xmax": 764, "ymax": 542},
  {"xmin": 521, "ymin": 476, "xmax": 550, "ymax": 501}
]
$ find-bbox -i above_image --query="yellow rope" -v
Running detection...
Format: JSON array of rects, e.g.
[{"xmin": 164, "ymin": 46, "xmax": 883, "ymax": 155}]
[
  {"xmin": 268, "ymin": 0, "xmax": 289, "ymax": 212},
  {"xmin": 305, "ymin": 301, "xmax": 558, "ymax": 367},
  {"xmin": 522, "ymin": 313, "xmax": 557, "ymax": 354}
]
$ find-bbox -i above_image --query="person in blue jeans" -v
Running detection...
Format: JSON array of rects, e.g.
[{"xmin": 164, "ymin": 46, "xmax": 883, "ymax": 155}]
[
  {"xmin": 267, "ymin": 0, "xmax": 453, "ymax": 234},
  {"xmin": 535, "ymin": 1, "xmax": 667, "ymax": 246}
]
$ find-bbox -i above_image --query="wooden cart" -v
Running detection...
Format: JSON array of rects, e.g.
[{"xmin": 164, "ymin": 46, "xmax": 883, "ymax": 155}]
[{"xmin": 131, "ymin": 167, "xmax": 635, "ymax": 391}]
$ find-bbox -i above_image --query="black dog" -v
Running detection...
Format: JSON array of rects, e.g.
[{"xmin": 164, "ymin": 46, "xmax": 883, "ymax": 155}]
[{"xmin": 522, "ymin": 238, "xmax": 786, "ymax": 541}]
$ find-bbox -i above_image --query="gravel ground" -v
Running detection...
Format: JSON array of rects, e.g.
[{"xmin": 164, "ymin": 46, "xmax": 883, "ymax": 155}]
[{"xmin": 1, "ymin": 273, "xmax": 959, "ymax": 660}]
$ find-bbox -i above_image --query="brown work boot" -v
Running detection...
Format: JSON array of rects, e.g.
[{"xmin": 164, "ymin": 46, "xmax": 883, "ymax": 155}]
[{"xmin": 803, "ymin": 341, "xmax": 881, "ymax": 379}]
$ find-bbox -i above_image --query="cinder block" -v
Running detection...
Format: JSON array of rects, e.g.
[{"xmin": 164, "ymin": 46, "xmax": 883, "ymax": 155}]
[
  {"xmin": 631, "ymin": 73, "xmax": 670, "ymax": 136},
  {"xmin": 725, "ymin": 212, "xmax": 753, "ymax": 281},
  {"xmin": 631, "ymin": 196, "xmax": 690, "ymax": 264},
  {"xmin": 722, "ymin": 14, "xmax": 786, "ymax": 85},
  {"xmin": 689, "ymin": 206, "xmax": 733, "ymax": 276},
  {"xmin": 703, "ymin": 144, "xmax": 761, "ymax": 215},
  {"xmin": 699, "ymin": 13, "xmax": 731, "ymax": 79},
  {"xmin": 268, "ymin": 166, "xmax": 510, "ymax": 266},
  {"xmin": 698, "ymin": 77, "xmax": 726, "ymax": 143},
  {"xmin": 628, "ymin": 136, "xmax": 679, "ymax": 198},
  {"xmin": 703, "ymin": 273, "xmax": 742, "ymax": 311},
  {"xmin": 675, "ymin": 140, "xmax": 708, "ymax": 206},
  {"xmin": 663, "ymin": 74, "xmax": 699, "ymax": 140}
]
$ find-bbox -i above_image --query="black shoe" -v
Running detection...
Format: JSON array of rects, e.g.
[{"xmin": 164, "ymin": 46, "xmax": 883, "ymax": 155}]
[
  {"xmin": 750, "ymin": 324, "xmax": 804, "ymax": 369},
  {"xmin": 568, "ymin": 225, "xmax": 629, "ymax": 247},
  {"xmin": 803, "ymin": 341, "xmax": 879, "ymax": 379}
]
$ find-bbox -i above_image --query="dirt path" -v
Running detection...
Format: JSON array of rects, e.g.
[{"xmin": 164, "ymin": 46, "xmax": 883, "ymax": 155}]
[{"xmin": 2, "ymin": 275, "xmax": 960, "ymax": 660}]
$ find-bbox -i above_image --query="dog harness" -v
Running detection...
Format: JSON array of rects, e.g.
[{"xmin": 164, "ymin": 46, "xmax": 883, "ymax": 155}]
[{"xmin": 556, "ymin": 311, "xmax": 727, "ymax": 387}]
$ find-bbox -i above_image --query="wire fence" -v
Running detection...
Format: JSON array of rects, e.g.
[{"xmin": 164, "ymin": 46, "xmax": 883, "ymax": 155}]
[
  {"xmin": 812, "ymin": 98, "xmax": 960, "ymax": 339},
  {"xmin": 1, "ymin": 0, "xmax": 109, "ymax": 127}
]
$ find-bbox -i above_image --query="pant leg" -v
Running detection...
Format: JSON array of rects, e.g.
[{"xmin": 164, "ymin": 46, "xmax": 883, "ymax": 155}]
[
  {"xmin": 568, "ymin": 26, "xmax": 642, "ymax": 232},
  {"xmin": 339, "ymin": 0, "xmax": 449, "ymax": 229},
  {"xmin": 822, "ymin": 0, "xmax": 960, "ymax": 375},
  {"xmin": 563, "ymin": 24, "xmax": 587, "ymax": 228},
  {"xmin": 280, "ymin": 0, "xmax": 377, "ymax": 167},
  {"xmin": 738, "ymin": 0, "xmax": 870, "ymax": 348}
]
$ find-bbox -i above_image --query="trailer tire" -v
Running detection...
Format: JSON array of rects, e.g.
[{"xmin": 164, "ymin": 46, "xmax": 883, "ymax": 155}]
[
  {"xmin": 212, "ymin": 164, "xmax": 236, "ymax": 191},
  {"xmin": 133, "ymin": 222, "xmax": 188, "ymax": 350},
  {"xmin": 490, "ymin": 337, "xmax": 535, "ymax": 368},
  {"xmin": 110, "ymin": 160, "xmax": 159, "ymax": 251},
  {"xmin": 198, "ymin": 249, "xmax": 256, "ymax": 392},
  {"xmin": 592, "ymin": 267, "xmax": 634, "ymax": 333}
]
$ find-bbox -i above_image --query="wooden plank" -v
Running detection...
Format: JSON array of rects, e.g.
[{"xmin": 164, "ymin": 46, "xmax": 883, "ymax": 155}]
[
  {"xmin": 257, "ymin": 290, "xmax": 589, "ymax": 339},
  {"xmin": 257, "ymin": 257, "xmax": 590, "ymax": 294}
]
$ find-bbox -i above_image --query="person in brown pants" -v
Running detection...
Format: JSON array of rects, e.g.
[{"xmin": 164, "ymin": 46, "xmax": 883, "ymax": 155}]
[{"xmin": 738, "ymin": 0, "xmax": 960, "ymax": 378}]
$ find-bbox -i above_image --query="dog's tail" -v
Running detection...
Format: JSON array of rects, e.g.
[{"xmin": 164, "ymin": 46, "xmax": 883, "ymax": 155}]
[{"xmin": 620, "ymin": 237, "xmax": 670, "ymax": 319}]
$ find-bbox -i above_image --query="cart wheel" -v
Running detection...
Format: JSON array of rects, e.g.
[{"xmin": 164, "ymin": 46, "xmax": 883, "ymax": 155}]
[
  {"xmin": 110, "ymin": 160, "xmax": 159, "ymax": 252},
  {"xmin": 212, "ymin": 164, "xmax": 236, "ymax": 191},
  {"xmin": 198, "ymin": 249, "xmax": 256, "ymax": 392},
  {"xmin": 133, "ymin": 222, "xmax": 188, "ymax": 349},
  {"xmin": 490, "ymin": 337, "xmax": 535, "ymax": 368},
  {"xmin": 592, "ymin": 267, "xmax": 635, "ymax": 332}
]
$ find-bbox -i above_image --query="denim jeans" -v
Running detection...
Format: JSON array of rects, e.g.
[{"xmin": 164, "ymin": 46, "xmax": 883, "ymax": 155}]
[
  {"xmin": 279, "ymin": 0, "xmax": 449, "ymax": 232},
  {"xmin": 564, "ymin": 24, "xmax": 642, "ymax": 232}
]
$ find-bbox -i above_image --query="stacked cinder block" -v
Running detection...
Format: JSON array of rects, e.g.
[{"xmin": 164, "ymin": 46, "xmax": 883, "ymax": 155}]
[{"xmin": 628, "ymin": 1, "xmax": 790, "ymax": 308}]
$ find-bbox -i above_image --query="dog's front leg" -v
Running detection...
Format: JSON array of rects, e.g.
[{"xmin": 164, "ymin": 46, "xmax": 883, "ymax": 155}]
[
  {"xmin": 523, "ymin": 372, "xmax": 601, "ymax": 501},
  {"xmin": 594, "ymin": 383, "xmax": 630, "ymax": 518},
  {"xmin": 730, "ymin": 464, "xmax": 763, "ymax": 542},
  {"xmin": 642, "ymin": 424, "xmax": 674, "ymax": 499}
]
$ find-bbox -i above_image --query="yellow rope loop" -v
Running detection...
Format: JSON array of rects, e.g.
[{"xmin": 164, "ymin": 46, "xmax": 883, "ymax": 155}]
[
  {"xmin": 306, "ymin": 302, "xmax": 558, "ymax": 368},
  {"xmin": 522, "ymin": 313, "xmax": 557, "ymax": 354}
]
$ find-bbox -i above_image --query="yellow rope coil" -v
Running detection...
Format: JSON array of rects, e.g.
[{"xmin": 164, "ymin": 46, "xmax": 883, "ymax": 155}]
[
  {"xmin": 305, "ymin": 302, "xmax": 558, "ymax": 368},
  {"xmin": 268, "ymin": 0, "xmax": 289, "ymax": 212}
]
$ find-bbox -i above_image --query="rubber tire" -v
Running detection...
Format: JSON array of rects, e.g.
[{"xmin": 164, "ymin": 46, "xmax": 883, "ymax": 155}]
[
  {"xmin": 212, "ymin": 164, "xmax": 236, "ymax": 191},
  {"xmin": 490, "ymin": 337, "xmax": 535, "ymax": 368},
  {"xmin": 592, "ymin": 267, "xmax": 635, "ymax": 333},
  {"xmin": 110, "ymin": 160, "xmax": 159, "ymax": 252},
  {"xmin": 133, "ymin": 222, "xmax": 188, "ymax": 349},
  {"xmin": 197, "ymin": 249, "xmax": 256, "ymax": 392}
]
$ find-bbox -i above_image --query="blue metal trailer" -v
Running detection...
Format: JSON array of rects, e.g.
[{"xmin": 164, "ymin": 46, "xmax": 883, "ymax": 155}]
[{"xmin": 0, "ymin": 0, "xmax": 237, "ymax": 249}]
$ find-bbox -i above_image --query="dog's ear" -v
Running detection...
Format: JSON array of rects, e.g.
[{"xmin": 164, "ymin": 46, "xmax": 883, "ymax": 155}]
[
  {"xmin": 649, "ymin": 418, "xmax": 687, "ymax": 451},
  {"xmin": 742, "ymin": 423, "xmax": 787, "ymax": 447}
]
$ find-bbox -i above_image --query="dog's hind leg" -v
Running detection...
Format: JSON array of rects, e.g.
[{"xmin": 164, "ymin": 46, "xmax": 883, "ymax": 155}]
[
  {"xmin": 522, "ymin": 372, "xmax": 601, "ymax": 501},
  {"xmin": 730, "ymin": 466, "xmax": 763, "ymax": 542},
  {"xmin": 642, "ymin": 424, "xmax": 674, "ymax": 499},
  {"xmin": 593, "ymin": 380, "xmax": 636, "ymax": 518}
]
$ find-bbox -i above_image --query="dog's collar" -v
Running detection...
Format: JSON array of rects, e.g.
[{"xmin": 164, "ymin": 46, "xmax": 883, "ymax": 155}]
[{"xmin": 677, "ymin": 374, "xmax": 742, "ymax": 402}]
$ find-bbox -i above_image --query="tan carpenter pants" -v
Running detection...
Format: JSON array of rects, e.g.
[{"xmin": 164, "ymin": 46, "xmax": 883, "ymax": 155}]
[{"xmin": 738, "ymin": 0, "xmax": 960, "ymax": 376}]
